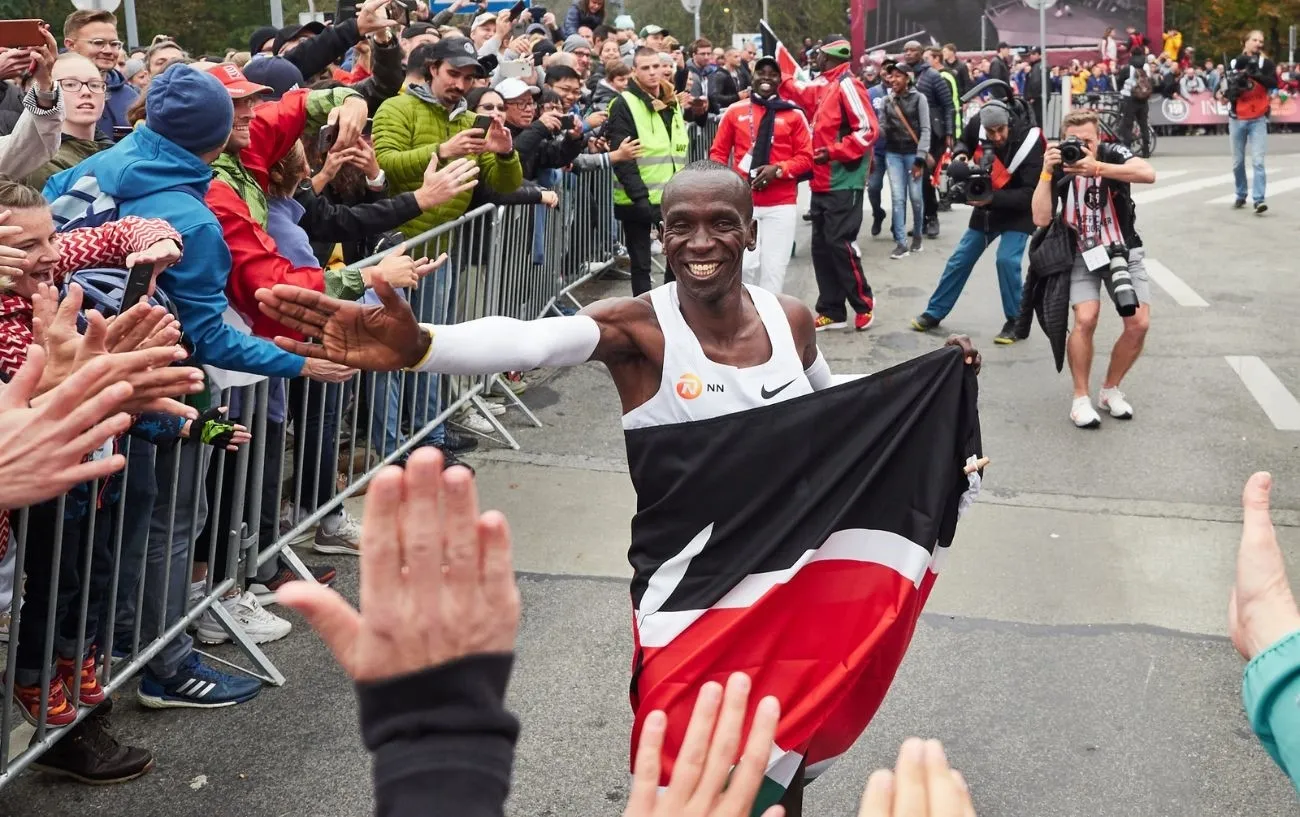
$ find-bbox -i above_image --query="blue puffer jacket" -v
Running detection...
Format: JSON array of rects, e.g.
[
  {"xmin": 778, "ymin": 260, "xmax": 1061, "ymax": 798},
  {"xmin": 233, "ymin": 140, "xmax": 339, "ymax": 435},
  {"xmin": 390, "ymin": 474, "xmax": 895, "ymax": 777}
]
[
  {"xmin": 44, "ymin": 125, "xmax": 306, "ymax": 378},
  {"xmin": 98, "ymin": 68, "xmax": 138, "ymax": 134}
]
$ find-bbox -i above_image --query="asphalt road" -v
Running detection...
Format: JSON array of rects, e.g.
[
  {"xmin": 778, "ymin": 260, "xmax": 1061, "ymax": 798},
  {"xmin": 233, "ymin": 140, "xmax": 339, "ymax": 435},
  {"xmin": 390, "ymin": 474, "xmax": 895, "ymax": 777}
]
[{"xmin": 4, "ymin": 135, "xmax": 1299, "ymax": 816}]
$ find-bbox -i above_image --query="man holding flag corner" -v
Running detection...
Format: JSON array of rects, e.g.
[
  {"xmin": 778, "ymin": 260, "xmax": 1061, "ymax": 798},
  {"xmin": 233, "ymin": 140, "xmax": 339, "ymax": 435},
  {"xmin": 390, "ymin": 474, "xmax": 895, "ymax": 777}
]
[{"xmin": 253, "ymin": 160, "xmax": 987, "ymax": 816}]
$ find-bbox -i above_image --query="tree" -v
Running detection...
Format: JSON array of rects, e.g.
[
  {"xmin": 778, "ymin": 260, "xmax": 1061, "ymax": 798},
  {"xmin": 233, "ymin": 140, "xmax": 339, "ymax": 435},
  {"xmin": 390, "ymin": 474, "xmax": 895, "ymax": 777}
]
[{"xmin": 1168, "ymin": 0, "xmax": 1300, "ymax": 63}]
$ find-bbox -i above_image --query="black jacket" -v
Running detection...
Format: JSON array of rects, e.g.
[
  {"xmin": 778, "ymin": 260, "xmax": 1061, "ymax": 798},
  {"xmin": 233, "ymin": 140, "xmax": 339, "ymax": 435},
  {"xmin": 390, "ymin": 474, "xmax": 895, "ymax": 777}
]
[
  {"xmin": 709, "ymin": 70, "xmax": 741, "ymax": 112},
  {"xmin": 361, "ymin": 654, "xmax": 519, "ymax": 817},
  {"xmin": 298, "ymin": 180, "xmax": 423, "ymax": 266},
  {"xmin": 509, "ymin": 121, "xmax": 587, "ymax": 181},
  {"xmin": 987, "ymin": 56, "xmax": 1012, "ymax": 98},
  {"xmin": 953, "ymin": 108, "xmax": 1044, "ymax": 235},
  {"xmin": 1023, "ymin": 62, "xmax": 1044, "ymax": 100},
  {"xmin": 944, "ymin": 58, "xmax": 971, "ymax": 96},
  {"xmin": 350, "ymin": 38, "xmax": 405, "ymax": 117},
  {"xmin": 283, "ymin": 19, "xmax": 362, "ymax": 80},
  {"xmin": 911, "ymin": 63, "xmax": 954, "ymax": 141},
  {"xmin": 605, "ymin": 82, "xmax": 703, "ymax": 211}
]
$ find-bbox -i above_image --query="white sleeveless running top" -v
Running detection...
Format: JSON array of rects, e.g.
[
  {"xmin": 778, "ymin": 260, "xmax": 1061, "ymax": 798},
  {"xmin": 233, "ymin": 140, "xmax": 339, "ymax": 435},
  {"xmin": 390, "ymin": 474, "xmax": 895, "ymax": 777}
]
[{"xmin": 622, "ymin": 283, "xmax": 814, "ymax": 430}]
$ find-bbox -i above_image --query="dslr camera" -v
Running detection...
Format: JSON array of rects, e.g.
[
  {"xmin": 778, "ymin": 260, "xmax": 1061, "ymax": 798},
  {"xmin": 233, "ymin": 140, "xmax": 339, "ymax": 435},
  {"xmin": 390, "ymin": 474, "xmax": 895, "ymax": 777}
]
[
  {"xmin": 1059, "ymin": 136, "xmax": 1088, "ymax": 166},
  {"xmin": 947, "ymin": 149, "xmax": 995, "ymax": 203},
  {"xmin": 1102, "ymin": 243, "xmax": 1139, "ymax": 317},
  {"xmin": 1224, "ymin": 66, "xmax": 1256, "ymax": 102}
]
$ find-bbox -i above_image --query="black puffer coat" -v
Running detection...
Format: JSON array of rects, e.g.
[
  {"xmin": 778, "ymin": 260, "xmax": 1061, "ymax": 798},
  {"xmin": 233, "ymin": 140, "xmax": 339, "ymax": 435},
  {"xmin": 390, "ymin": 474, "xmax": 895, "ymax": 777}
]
[{"xmin": 1015, "ymin": 217, "xmax": 1074, "ymax": 372}]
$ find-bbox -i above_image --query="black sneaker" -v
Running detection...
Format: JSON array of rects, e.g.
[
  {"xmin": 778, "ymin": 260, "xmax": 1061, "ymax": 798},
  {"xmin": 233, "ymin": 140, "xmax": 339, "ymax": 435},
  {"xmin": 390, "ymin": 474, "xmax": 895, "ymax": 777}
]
[
  {"xmin": 910, "ymin": 236, "xmax": 923, "ymax": 254},
  {"xmin": 28, "ymin": 708, "xmax": 154, "ymax": 785},
  {"xmin": 910, "ymin": 313, "xmax": 940, "ymax": 332},
  {"xmin": 994, "ymin": 319, "xmax": 1018, "ymax": 345},
  {"xmin": 889, "ymin": 242, "xmax": 910, "ymax": 260},
  {"xmin": 1255, "ymin": 201, "xmax": 1268, "ymax": 215},
  {"xmin": 440, "ymin": 447, "xmax": 475, "ymax": 475},
  {"xmin": 441, "ymin": 428, "xmax": 479, "ymax": 454},
  {"xmin": 1234, "ymin": 198, "xmax": 1247, "ymax": 209},
  {"xmin": 924, "ymin": 218, "xmax": 940, "ymax": 239},
  {"xmin": 870, "ymin": 212, "xmax": 885, "ymax": 236}
]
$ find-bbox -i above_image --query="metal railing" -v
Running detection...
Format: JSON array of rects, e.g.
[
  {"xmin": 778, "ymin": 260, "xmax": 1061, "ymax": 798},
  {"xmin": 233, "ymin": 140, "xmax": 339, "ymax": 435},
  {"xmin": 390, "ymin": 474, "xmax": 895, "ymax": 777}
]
[{"xmin": 0, "ymin": 130, "xmax": 726, "ymax": 788}]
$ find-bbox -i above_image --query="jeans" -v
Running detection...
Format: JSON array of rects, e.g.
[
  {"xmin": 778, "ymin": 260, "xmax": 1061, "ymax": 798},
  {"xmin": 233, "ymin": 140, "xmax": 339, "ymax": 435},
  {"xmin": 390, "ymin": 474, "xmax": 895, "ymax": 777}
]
[
  {"xmin": 1230, "ymin": 115, "xmax": 1268, "ymax": 204},
  {"xmin": 867, "ymin": 153, "xmax": 887, "ymax": 221},
  {"xmin": 110, "ymin": 438, "xmax": 159, "ymax": 655},
  {"xmin": 885, "ymin": 153, "xmax": 924, "ymax": 244},
  {"xmin": 923, "ymin": 227, "xmax": 1029, "ymax": 321},
  {"xmin": 742, "ymin": 204, "xmax": 797, "ymax": 293}
]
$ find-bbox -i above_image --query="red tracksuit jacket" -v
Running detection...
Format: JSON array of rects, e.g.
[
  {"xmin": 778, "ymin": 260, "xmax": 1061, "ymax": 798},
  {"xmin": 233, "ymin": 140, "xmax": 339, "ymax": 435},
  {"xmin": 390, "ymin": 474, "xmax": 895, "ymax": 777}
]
[
  {"xmin": 779, "ymin": 61, "xmax": 878, "ymax": 193},
  {"xmin": 709, "ymin": 100, "xmax": 814, "ymax": 208}
]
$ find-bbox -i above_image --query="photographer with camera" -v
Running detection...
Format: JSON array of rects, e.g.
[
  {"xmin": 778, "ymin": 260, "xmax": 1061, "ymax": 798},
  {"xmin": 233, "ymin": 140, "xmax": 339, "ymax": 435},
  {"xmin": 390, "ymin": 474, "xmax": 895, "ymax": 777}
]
[
  {"xmin": 1033, "ymin": 109, "xmax": 1156, "ymax": 429},
  {"xmin": 911, "ymin": 97, "xmax": 1042, "ymax": 344},
  {"xmin": 1220, "ymin": 30, "xmax": 1275, "ymax": 214}
]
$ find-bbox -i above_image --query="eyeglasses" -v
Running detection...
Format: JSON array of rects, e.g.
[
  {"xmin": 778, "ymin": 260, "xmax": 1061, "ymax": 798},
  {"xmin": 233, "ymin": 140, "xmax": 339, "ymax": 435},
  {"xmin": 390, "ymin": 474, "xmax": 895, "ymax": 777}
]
[
  {"xmin": 477, "ymin": 103, "xmax": 505, "ymax": 112},
  {"xmin": 76, "ymin": 38, "xmax": 123, "ymax": 51},
  {"xmin": 505, "ymin": 98, "xmax": 535, "ymax": 108},
  {"xmin": 57, "ymin": 78, "xmax": 108, "ymax": 94}
]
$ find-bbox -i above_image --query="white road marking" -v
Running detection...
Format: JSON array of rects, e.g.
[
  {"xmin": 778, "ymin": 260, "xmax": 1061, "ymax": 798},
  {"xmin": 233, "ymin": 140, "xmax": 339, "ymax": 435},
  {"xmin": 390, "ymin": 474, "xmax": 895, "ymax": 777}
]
[
  {"xmin": 1206, "ymin": 175, "xmax": 1300, "ymax": 204},
  {"xmin": 1151, "ymin": 169, "xmax": 1190, "ymax": 183},
  {"xmin": 1132, "ymin": 173, "xmax": 1239, "ymax": 204},
  {"xmin": 1143, "ymin": 258, "xmax": 1208, "ymax": 307},
  {"xmin": 1225, "ymin": 356, "xmax": 1300, "ymax": 431}
]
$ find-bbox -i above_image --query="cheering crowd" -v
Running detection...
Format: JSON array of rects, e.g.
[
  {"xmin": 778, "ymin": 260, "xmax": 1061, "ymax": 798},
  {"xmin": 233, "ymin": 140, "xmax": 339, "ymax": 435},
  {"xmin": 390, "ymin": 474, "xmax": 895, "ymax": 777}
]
[{"xmin": 0, "ymin": 2, "xmax": 1297, "ymax": 815}]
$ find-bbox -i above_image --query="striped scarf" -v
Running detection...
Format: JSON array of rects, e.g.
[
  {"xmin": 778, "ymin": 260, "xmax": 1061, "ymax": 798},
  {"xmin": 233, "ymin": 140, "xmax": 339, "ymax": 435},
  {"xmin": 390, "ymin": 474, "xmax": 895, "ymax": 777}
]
[{"xmin": 0, "ymin": 294, "xmax": 35, "ymax": 558}]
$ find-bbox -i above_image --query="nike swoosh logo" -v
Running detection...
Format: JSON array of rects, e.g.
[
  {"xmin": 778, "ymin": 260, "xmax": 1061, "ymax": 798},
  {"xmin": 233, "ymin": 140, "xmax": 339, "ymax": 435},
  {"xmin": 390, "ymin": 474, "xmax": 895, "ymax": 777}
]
[{"xmin": 760, "ymin": 380, "xmax": 796, "ymax": 400}]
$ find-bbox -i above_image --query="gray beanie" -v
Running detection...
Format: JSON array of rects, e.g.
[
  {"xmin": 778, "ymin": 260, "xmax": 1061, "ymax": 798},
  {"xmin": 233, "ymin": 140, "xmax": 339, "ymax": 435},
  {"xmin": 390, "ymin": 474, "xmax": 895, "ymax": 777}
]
[
  {"xmin": 124, "ymin": 58, "xmax": 145, "ymax": 78},
  {"xmin": 980, "ymin": 102, "xmax": 1010, "ymax": 129}
]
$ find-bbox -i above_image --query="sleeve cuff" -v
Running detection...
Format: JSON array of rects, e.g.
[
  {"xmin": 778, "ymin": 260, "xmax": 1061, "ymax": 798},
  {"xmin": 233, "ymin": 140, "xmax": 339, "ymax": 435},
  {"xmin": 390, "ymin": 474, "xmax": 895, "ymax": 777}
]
[
  {"xmin": 22, "ymin": 87, "xmax": 62, "ymax": 117},
  {"xmin": 404, "ymin": 324, "xmax": 437, "ymax": 371}
]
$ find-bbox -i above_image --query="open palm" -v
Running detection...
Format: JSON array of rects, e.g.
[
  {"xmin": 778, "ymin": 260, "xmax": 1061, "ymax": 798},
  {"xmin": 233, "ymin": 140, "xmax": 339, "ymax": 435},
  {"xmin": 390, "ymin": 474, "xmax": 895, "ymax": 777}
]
[{"xmin": 255, "ymin": 280, "xmax": 427, "ymax": 371}]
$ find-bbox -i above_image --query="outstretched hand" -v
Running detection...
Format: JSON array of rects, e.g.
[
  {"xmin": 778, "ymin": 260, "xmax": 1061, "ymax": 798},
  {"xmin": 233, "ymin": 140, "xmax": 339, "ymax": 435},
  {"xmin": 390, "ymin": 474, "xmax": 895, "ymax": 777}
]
[
  {"xmin": 944, "ymin": 335, "xmax": 982, "ymax": 375},
  {"xmin": 255, "ymin": 281, "xmax": 428, "ymax": 371},
  {"xmin": 1230, "ymin": 472, "xmax": 1300, "ymax": 661},
  {"xmin": 278, "ymin": 448, "xmax": 520, "ymax": 682},
  {"xmin": 857, "ymin": 738, "xmax": 976, "ymax": 817}
]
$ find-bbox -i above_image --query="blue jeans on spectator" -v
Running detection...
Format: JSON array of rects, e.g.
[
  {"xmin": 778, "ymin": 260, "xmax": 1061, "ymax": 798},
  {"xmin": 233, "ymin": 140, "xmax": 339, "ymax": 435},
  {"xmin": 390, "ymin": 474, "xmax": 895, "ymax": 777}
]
[
  {"xmin": 867, "ymin": 152, "xmax": 887, "ymax": 223},
  {"xmin": 923, "ymin": 227, "xmax": 1030, "ymax": 322},
  {"xmin": 1230, "ymin": 115, "xmax": 1268, "ymax": 204},
  {"xmin": 110, "ymin": 437, "xmax": 158, "ymax": 656},
  {"xmin": 885, "ymin": 152, "xmax": 924, "ymax": 244}
]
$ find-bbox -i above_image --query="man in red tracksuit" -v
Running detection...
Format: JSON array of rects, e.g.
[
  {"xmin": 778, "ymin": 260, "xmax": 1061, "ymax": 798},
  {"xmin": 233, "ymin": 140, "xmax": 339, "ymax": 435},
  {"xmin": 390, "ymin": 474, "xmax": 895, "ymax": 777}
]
[
  {"xmin": 780, "ymin": 36, "xmax": 879, "ymax": 331},
  {"xmin": 709, "ymin": 56, "xmax": 814, "ymax": 294}
]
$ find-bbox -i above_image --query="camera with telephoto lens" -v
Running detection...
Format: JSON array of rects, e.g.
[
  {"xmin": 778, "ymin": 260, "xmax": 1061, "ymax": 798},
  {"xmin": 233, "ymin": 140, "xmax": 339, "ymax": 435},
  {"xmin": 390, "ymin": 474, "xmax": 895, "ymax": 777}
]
[
  {"xmin": 947, "ymin": 149, "xmax": 994, "ymax": 203},
  {"xmin": 1105, "ymin": 243, "xmax": 1139, "ymax": 317},
  {"xmin": 1059, "ymin": 136, "xmax": 1087, "ymax": 166},
  {"xmin": 1224, "ymin": 67, "xmax": 1255, "ymax": 102}
]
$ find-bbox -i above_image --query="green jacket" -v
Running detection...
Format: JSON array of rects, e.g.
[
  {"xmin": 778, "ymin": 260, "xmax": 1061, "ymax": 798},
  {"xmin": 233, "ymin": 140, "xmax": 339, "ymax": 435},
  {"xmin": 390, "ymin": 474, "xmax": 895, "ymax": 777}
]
[
  {"xmin": 372, "ymin": 83, "xmax": 523, "ymax": 241},
  {"xmin": 26, "ymin": 135, "xmax": 109, "ymax": 192},
  {"xmin": 1244, "ymin": 628, "xmax": 1300, "ymax": 793}
]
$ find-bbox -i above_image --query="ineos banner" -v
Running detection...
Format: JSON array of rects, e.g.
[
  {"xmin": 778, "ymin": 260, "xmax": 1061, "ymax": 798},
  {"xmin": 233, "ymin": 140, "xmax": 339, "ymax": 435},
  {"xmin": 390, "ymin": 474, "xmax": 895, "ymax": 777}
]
[{"xmin": 1148, "ymin": 92, "xmax": 1300, "ymax": 126}]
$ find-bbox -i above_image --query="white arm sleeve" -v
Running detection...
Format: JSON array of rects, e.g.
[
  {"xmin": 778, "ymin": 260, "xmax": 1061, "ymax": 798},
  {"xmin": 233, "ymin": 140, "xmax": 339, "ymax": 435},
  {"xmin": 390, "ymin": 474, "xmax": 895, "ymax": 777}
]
[
  {"xmin": 805, "ymin": 348, "xmax": 867, "ymax": 390},
  {"xmin": 408, "ymin": 315, "xmax": 602, "ymax": 375}
]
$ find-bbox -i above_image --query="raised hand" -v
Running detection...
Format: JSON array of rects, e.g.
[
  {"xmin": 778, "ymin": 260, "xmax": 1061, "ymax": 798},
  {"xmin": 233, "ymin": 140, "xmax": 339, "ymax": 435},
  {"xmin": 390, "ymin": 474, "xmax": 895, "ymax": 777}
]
[
  {"xmin": 857, "ymin": 738, "xmax": 976, "ymax": 817},
  {"xmin": 1230, "ymin": 472, "xmax": 1300, "ymax": 660},
  {"xmin": 277, "ymin": 448, "xmax": 519, "ymax": 682},
  {"xmin": 256, "ymin": 280, "xmax": 428, "ymax": 371},
  {"xmin": 415, "ymin": 156, "xmax": 479, "ymax": 210},
  {"xmin": 623, "ymin": 673, "xmax": 783, "ymax": 817}
]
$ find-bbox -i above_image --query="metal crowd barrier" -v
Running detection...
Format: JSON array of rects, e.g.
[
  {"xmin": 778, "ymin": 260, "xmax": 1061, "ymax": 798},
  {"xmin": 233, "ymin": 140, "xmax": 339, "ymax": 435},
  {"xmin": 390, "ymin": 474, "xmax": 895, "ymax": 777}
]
[{"xmin": 0, "ymin": 145, "xmax": 741, "ymax": 789}]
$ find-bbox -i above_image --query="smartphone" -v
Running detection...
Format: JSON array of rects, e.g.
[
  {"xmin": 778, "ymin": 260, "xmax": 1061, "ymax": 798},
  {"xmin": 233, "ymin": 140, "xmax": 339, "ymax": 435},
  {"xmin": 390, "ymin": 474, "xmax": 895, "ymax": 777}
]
[
  {"xmin": 112, "ymin": 125, "xmax": 134, "ymax": 141},
  {"xmin": 0, "ymin": 19, "xmax": 44, "ymax": 49},
  {"xmin": 507, "ymin": 0, "xmax": 527, "ymax": 21},
  {"xmin": 362, "ymin": 117, "xmax": 373, "ymax": 137},
  {"xmin": 318, "ymin": 123, "xmax": 339, "ymax": 154},
  {"xmin": 120, "ymin": 263, "xmax": 154, "ymax": 315},
  {"xmin": 472, "ymin": 114, "xmax": 494, "ymax": 133},
  {"xmin": 559, "ymin": 114, "xmax": 574, "ymax": 131},
  {"xmin": 498, "ymin": 58, "xmax": 530, "ymax": 79}
]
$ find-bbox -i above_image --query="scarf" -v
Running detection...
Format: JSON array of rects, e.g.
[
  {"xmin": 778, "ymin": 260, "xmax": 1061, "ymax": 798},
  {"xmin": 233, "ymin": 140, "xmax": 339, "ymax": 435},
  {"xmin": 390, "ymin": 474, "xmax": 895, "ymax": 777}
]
[
  {"xmin": 749, "ymin": 93, "xmax": 799, "ymax": 170},
  {"xmin": 0, "ymin": 294, "xmax": 34, "ymax": 559}
]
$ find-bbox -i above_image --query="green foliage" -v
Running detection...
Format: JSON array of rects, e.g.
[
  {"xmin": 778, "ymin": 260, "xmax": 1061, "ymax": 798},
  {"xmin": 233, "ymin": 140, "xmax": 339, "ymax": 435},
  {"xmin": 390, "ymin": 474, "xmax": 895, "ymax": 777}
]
[
  {"xmin": 1168, "ymin": 0, "xmax": 1300, "ymax": 63},
  {"xmin": 623, "ymin": 0, "xmax": 846, "ymax": 49}
]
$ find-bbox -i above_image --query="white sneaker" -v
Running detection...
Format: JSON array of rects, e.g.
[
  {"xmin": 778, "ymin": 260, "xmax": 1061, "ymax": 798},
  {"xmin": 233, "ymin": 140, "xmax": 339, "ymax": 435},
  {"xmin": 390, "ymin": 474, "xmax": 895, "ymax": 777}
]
[
  {"xmin": 454, "ymin": 411, "xmax": 497, "ymax": 435},
  {"xmin": 1070, "ymin": 396, "xmax": 1102, "ymax": 429},
  {"xmin": 650, "ymin": 238, "xmax": 663, "ymax": 255},
  {"xmin": 1098, "ymin": 387, "xmax": 1133, "ymax": 419},
  {"xmin": 279, "ymin": 502, "xmax": 316, "ymax": 545},
  {"xmin": 314, "ymin": 509, "xmax": 362, "ymax": 556},
  {"xmin": 196, "ymin": 591, "xmax": 292, "ymax": 645}
]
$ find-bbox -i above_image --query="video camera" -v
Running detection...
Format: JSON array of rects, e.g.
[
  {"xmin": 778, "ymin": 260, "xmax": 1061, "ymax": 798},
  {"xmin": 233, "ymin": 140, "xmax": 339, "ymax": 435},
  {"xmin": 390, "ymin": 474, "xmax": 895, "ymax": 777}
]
[
  {"xmin": 947, "ymin": 152, "xmax": 994, "ymax": 203},
  {"xmin": 1224, "ymin": 66, "xmax": 1257, "ymax": 102}
]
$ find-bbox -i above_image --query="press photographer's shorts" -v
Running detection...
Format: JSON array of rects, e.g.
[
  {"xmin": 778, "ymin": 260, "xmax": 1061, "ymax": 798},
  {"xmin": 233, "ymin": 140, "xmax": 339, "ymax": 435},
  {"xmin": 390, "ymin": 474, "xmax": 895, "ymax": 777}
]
[{"xmin": 1069, "ymin": 245, "xmax": 1151, "ymax": 307}]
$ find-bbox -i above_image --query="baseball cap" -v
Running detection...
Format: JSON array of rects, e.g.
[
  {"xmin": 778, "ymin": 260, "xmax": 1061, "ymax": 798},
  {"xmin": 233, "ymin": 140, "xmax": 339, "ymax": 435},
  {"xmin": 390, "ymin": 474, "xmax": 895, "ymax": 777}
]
[
  {"xmin": 525, "ymin": 22, "xmax": 550, "ymax": 37},
  {"xmin": 472, "ymin": 12, "xmax": 496, "ymax": 29},
  {"xmin": 494, "ymin": 76, "xmax": 540, "ymax": 100},
  {"xmin": 429, "ymin": 37, "xmax": 486, "ymax": 74},
  {"xmin": 533, "ymin": 37, "xmax": 558, "ymax": 57},
  {"xmin": 206, "ymin": 62, "xmax": 273, "ymax": 99},
  {"xmin": 273, "ymin": 21, "xmax": 325, "ymax": 54},
  {"xmin": 881, "ymin": 59, "xmax": 907, "ymax": 75},
  {"xmin": 248, "ymin": 25, "xmax": 279, "ymax": 55},
  {"xmin": 639, "ymin": 24, "xmax": 668, "ymax": 37},
  {"xmin": 564, "ymin": 34, "xmax": 592, "ymax": 53},
  {"xmin": 820, "ymin": 38, "xmax": 851, "ymax": 59},
  {"xmin": 753, "ymin": 56, "xmax": 780, "ymax": 73},
  {"xmin": 401, "ymin": 21, "xmax": 438, "ymax": 40},
  {"xmin": 613, "ymin": 14, "xmax": 635, "ymax": 30},
  {"xmin": 407, "ymin": 41, "xmax": 440, "ymax": 71},
  {"xmin": 240, "ymin": 56, "xmax": 304, "ymax": 99}
]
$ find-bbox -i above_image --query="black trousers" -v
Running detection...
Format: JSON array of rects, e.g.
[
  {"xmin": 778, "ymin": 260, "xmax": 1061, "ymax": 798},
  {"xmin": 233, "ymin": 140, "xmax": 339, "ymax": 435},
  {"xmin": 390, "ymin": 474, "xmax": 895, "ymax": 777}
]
[
  {"xmin": 1118, "ymin": 97, "xmax": 1150, "ymax": 155},
  {"xmin": 922, "ymin": 135, "xmax": 944, "ymax": 223},
  {"xmin": 810, "ymin": 190, "xmax": 874, "ymax": 322}
]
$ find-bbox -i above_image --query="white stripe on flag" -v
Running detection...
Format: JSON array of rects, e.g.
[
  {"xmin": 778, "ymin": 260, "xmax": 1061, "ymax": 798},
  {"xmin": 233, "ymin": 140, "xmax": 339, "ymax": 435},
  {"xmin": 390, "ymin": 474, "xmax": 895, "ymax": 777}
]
[
  {"xmin": 636, "ymin": 524, "xmax": 713, "ymax": 627},
  {"xmin": 636, "ymin": 527, "xmax": 932, "ymax": 648}
]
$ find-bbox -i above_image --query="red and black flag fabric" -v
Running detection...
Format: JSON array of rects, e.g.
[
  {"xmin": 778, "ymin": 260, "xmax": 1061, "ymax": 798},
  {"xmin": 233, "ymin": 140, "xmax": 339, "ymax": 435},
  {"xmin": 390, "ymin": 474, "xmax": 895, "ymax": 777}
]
[
  {"xmin": 624, "ymin": 346, "xmax": 983, "ymax": 811},
  {"xmin": 759, "ymin": 19, "xmax": 807, "ymax": 81}
]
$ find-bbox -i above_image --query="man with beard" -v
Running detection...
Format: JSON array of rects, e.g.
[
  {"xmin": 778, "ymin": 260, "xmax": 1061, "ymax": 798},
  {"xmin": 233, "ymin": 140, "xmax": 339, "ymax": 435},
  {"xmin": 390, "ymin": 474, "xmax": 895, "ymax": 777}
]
[
  {"xmin": 253, "ymin": 160, "xmax": 981, "ymax": 817},
  {"xmin": 709, "ymin": 57, "xmax": 813, "ymax": 293}
]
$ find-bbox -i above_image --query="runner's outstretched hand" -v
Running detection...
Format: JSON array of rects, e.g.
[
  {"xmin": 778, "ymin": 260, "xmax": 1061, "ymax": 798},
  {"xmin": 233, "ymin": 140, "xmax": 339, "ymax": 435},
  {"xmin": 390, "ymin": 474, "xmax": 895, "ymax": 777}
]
[
  {"xmin": 278, "ymin": 448, "xmax": 520, "ymax": 682},
  {"xmin": 1230, "ymin": 472, "xmax": 1300, "ymax": 660},
  {"xmin": 623, "ymin": 673, "xmax": 784, "ymax": 817},
  {"xmin": 857, "ymin": 738, "xmax": 977, "ymax": 817},
  {"xmin": 255, "ymin": 279, "xmax": 427, "ymax": 371}
]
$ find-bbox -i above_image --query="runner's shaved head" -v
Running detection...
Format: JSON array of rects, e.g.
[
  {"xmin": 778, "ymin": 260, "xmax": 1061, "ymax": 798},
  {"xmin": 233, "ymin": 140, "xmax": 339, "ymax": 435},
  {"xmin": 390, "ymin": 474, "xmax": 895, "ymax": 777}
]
[{"xmin": 663, "ymin": 159, "xmax": 754, "ymax": 221}]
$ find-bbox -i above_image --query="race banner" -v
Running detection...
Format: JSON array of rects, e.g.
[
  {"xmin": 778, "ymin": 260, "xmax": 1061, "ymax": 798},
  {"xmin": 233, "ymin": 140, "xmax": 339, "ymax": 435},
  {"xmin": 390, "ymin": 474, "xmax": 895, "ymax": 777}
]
[{"xmin": 1147, "ymin": 91, "xmax": 1300, "ymax": 126}]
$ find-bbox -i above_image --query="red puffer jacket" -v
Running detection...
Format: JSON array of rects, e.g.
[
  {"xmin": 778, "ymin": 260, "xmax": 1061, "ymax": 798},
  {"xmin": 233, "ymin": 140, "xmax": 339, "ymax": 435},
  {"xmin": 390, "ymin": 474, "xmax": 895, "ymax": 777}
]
[{"xmin": 709, "ymin": 100, "xmax": 814, "ymax": 208}]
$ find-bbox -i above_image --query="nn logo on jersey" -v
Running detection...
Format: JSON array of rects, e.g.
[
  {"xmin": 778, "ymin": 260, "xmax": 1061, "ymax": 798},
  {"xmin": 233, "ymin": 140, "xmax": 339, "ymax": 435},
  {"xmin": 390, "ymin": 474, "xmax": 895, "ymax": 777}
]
[{"xmin": 675, "ymin": 373, "xmax": 723, "ymax": 400}]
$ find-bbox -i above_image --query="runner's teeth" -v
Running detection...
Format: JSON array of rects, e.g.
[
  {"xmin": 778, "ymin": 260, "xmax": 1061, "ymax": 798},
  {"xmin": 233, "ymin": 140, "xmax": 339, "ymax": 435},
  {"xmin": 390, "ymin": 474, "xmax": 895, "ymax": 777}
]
[{"xmin": 688, "ymin": 263, "xmax": 718, "ymax": 277}]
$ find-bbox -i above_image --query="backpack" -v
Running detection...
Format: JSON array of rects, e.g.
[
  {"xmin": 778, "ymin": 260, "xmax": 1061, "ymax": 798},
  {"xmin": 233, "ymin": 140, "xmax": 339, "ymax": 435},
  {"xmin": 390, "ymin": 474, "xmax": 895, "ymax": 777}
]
[{"xmin": 1131, "ymin": 69, "xmax": 1153, "ymax": 101}]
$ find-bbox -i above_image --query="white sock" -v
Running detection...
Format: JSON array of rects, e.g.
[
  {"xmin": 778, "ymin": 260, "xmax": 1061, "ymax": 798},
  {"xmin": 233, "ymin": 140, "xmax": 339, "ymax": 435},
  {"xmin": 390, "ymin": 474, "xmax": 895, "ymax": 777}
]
[{"xmin": 320, "ymin": 509, "xmax": 344, "ymax": 536}]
